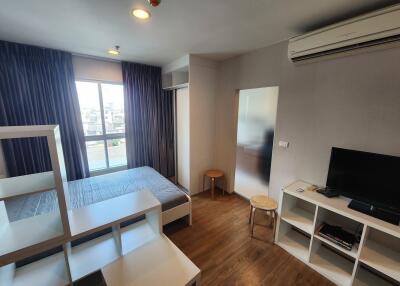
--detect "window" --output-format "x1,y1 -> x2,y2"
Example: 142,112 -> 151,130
76,81 -> 127,172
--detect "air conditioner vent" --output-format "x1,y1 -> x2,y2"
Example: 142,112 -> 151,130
292,33 -> 400,62
288,4 -> 400,63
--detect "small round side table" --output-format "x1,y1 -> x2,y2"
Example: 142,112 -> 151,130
249,195 -> 278,242
203,170 -> 226,199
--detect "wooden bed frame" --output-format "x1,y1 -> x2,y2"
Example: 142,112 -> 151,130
162,192 -> 192,226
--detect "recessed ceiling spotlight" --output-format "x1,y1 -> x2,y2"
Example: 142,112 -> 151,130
108,45 -> 120,56
132,8 -> 151,20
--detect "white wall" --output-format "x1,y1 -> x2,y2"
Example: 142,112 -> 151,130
72,55 -> 123,83
215,41 -> 400,203
189,55 -> 218,194
176,87 -> 190,190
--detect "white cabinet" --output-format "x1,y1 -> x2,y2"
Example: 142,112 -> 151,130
276,180 -> 400,286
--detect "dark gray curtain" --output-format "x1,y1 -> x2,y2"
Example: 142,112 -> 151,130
0,41 -> 89,180
122,62 -> 174,178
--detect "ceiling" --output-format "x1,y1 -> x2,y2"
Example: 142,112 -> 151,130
0,0 -> 397,66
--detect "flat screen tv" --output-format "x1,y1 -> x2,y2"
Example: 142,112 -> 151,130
326,147 -> 400,225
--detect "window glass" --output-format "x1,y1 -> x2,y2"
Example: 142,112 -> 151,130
76,81 -> 127,172
101,84 -> 125,134
76,82 -> 103,136
107,138 -> 127,167
85,140 -> 107,170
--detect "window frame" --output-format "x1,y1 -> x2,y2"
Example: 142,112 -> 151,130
76,79 -> 127,175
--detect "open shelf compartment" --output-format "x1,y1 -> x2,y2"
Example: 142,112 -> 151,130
120,209 -> 160,256
309,239 -> 356,286
0,171 -> 55,200
67,231 -> 120,282
353,263 -> 398,286
66,191 -> 162,282
359,227 -> 400,283
281,192 -> 316,234
0,209 -> 65,266
277,219 -> 311,263
0,250 -> 70,286
314,207 -> 363,258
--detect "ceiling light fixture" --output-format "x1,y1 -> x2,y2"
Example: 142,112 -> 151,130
108,45 -> 120,56
132,8 -> 151,19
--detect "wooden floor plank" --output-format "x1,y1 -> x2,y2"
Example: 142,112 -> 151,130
165,191 -> 334,286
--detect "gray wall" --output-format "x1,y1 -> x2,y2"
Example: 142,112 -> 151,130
215,41 -> 400,203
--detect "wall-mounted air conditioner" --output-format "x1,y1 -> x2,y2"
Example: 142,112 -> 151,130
288,4 -> 400,63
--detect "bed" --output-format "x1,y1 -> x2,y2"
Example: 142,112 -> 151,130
5,166 -> 191,226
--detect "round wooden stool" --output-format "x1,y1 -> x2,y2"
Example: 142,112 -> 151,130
203,170 -> 226,200
249,195 -> 278,242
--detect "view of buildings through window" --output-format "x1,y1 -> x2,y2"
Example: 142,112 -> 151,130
76,81 -> 127,171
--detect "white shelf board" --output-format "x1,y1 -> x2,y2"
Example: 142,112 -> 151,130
281,207 -> 315,234
68,190 -> 160,238
310,245 -> 354,286
13,252 -> 69,286
284,181 -> 400,239
0,125 -> 58,139
68,232 -> 120,281
121,220 -> 158,255
314,234 -> 358,259
102,235 -> 200,286
0,212 -> 64,259
359,240 -> 400,282
163,83 -> 189,90
0,171 -> 54,200
278,228 -> 310,262
353,266 -> 394,286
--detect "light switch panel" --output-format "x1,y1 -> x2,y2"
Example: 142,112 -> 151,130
279,141 -> 289,148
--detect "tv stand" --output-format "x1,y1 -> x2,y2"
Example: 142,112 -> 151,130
348,199 -> 400,225
276,180 -> 400,286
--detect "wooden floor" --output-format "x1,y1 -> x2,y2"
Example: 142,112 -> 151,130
164,191 -> 334,286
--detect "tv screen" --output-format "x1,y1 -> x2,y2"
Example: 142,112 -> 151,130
326,147 -> 400,213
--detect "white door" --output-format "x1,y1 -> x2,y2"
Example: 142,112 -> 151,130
176,87 -> 190,191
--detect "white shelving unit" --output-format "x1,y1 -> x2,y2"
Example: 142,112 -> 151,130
0,125 -> 201,286
276,180 -> 400,286
0,125 -> 69,277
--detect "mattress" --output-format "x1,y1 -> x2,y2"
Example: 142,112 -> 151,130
5,166 -> 188,222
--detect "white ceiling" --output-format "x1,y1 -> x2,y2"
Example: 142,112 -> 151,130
0,0 -> 397,66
